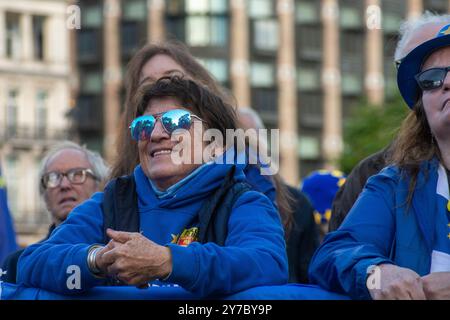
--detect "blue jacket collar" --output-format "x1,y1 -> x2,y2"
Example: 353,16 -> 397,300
410,158 -> 441,253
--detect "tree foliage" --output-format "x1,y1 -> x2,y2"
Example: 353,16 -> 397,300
339,93 -> 409,174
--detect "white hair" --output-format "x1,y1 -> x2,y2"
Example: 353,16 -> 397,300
38,141 -> 110,194
395,11 -> 450,61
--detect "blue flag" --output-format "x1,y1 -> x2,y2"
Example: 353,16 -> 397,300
0,165 -> 18,266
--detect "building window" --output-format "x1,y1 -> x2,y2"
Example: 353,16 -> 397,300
197,58 -> 228,83
253,19 -> 278,51
299,93 -> 323,126
35,90 -> 47,138
341,73 -> 362,95
209,0 -> 228,13
295,1 -> 318,24
383,13 -> 402,34
341,32 -> 364,57
6,89 -> 19,135
187,16 -> 209,45
251,62 -> 275,88
252,88 -> 278,114
186,0 -> 228,13
167,0 -> 185,15
186,0 -> 208,13
297,25 -> 322,60
82,5 -> 103,28
186,16 -> 228,46
75,95 -> 102,132
341,32 -> 363,95
166,16 -> 185,41
297,68 -> 320,91
121,21 -> 141,55
339,7 -> 362,29
32,16 -> 45,61
122,0 -> 147,21
81,72 -> 103,94
298,136 -> 320,159
6,13 -> 21,60
381,0 -> 405,34
78,30 -> 99,60
248,0 -> 272,18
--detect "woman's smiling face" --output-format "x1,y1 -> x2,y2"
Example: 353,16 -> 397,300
138,97 -> 205,190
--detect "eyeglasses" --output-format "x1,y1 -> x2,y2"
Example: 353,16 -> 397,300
41,168 -> 97,189
129,109 -> 204,141
415,66 -> 450,91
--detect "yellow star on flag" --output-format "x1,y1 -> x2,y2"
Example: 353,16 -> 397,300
442,27 -> 450,35
170,234 -> 179,244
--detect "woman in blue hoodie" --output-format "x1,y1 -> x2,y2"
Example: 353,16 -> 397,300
109,41 -> 308,281
309,23 -> 450,300
17,76 -> 288,296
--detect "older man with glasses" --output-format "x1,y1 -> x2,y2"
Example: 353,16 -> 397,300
1,141 -> 109,283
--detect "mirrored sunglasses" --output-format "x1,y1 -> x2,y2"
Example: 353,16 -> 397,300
129,109 -> 204,141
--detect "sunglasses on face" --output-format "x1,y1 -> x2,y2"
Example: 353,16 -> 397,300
415,66 -> 450,91
130,109 -> 204,141
41,168 -> 97,189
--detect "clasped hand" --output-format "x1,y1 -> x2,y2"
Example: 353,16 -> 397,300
94,228 -> 173,288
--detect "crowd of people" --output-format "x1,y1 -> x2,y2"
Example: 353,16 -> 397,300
1,11 -> 450,300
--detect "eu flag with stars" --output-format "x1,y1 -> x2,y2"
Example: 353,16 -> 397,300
0,165 -> 18,266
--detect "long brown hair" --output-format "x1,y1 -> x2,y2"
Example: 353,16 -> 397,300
238,115 -> 295,238
133,76 -> 238,140
110,40 -> 233,179
388,99 -> 440,206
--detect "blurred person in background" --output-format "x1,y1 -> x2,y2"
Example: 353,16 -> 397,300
237,107 -> 320,283
1,141 -> 109,283
300,170 -> 346,238
330,12 -> 450,232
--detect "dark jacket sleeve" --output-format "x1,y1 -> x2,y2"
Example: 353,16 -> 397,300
1,249 -> 24,284
1,224 -> 55,284
286,186 -> 320,284
329,147 -> 390,232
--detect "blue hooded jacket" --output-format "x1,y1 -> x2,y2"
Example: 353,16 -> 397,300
17,162 -> 288,296
308,158 -> 449,299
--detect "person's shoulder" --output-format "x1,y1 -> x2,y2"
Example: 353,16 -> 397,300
364,164 -> 402,191
2,248 -> 25,282
355,147 -> 390,174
